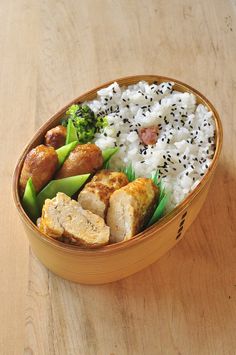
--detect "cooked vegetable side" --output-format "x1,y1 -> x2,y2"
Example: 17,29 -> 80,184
56,141 -> 78,168
78,170 -> 129,218
22,177 -> 39,222
38,193 -> 109,247
106,178 -> 159,243
37,174 -> 90,209
61,104 -> 108,144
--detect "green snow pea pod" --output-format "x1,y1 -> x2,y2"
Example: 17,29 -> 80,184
22,177 -> 39,222
66,118 -> 78,144
102,147 -> 119,168
37,174 -> 90,209
56,141 -> 78,168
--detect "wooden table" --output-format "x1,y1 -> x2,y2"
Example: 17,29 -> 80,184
1,1 -> 235,354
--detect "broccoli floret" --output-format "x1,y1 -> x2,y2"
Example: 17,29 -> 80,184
62,104 -> 108,144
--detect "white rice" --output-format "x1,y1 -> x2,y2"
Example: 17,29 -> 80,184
87,81 -> 215,210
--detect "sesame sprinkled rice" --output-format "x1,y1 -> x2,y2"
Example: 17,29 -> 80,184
87,81 -> 216,211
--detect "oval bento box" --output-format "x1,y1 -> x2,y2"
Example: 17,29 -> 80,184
13,75 -> 223,284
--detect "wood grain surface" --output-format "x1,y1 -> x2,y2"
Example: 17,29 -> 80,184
0,0 -> 235,354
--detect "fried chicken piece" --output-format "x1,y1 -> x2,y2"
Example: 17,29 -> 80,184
19,144 -> 58,195
106,178 -> 158,243
56,143 -> 103,179
78,170 -> 129,219
38,192 -> 109,248
44,125 -> 67,149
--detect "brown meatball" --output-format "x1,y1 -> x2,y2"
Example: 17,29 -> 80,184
44,125 -> 67,149
56,144 -> 103,179
19,145 -> 58,195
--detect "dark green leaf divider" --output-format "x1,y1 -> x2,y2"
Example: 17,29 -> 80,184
147,171 -> 170,227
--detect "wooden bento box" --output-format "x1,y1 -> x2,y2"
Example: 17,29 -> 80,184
13,75 -> 223,284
